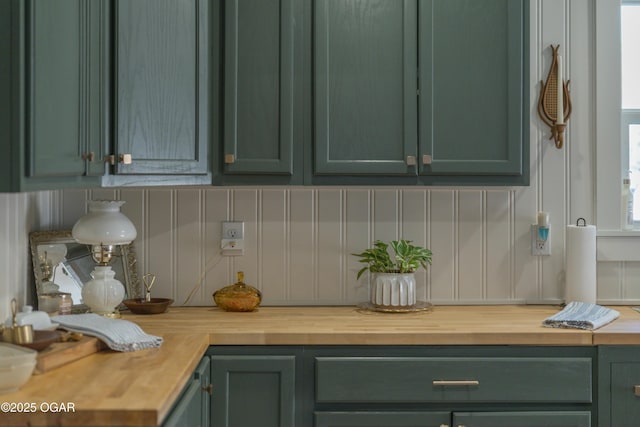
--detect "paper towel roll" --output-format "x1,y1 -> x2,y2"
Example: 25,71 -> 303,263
565,223 -> 597,304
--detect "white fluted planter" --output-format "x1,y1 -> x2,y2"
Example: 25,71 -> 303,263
370,273 -> 416,307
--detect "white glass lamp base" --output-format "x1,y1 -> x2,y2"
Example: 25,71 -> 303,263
81,265 -> 125,315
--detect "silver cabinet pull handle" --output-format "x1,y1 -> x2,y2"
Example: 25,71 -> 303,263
406,155 -> 417,166
433,380 -> 479,386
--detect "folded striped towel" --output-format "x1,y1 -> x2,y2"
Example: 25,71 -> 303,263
51,313 -> 163,352
542,301 -> 620,330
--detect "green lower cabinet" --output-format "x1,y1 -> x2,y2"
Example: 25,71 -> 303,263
211,355 -> 296,427
163,357 -> 211,427
598,346 -> 640,427
453,411 -> 591,427
208,346 -> 595,427
315,411 -> 449,427
315,411 -> 590,427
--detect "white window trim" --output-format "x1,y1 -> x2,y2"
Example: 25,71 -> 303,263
595,0 -> 640,261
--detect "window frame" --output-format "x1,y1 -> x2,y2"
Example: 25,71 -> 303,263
621,1 -> 640,227
596,0 -> 640,261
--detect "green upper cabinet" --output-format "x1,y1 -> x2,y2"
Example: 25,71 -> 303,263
219,0 -> 302,184
0,0 -> 107,192
419,0 -> 527,183
310,0 -> 528,185
314,0 -> 418,176
107,0 -> 210,186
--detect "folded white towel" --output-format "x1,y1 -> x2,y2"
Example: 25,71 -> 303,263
51,313 -> 163,352
542,301 -> 620,330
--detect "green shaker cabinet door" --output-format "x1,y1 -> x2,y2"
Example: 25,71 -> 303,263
314,0 -> 418,175
598,346 -> 640,427
211,355 -> 296,427
315,412 -> 450,427
419,0 -> 525,177
453,412 -> 591,427
114,0 -> 208,176
28,0 -> 106,179
223,0 -> 299,176
163,357 -> 210,427
163,378 -> 203,427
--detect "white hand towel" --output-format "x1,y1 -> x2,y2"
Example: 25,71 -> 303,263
542,301 -> 620,330
51,313 -> 163,352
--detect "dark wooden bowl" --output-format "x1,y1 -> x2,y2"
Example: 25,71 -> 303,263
17,330 -> 60,351
122,298 -> 173,315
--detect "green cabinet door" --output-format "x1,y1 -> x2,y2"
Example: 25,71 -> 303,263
315,412 -> 450,427
598,346 -> 640,427
211,355 -> 296,427
221,0 -> 301,182
313,0 -> 418,176
29,0 -> 106,179
111,0 -> 209,184
419,0 -> 527,182
164,357 -> 211,427
0,0 -> 106,191
453,412 -> 591,427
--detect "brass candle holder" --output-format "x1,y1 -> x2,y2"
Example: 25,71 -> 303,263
537,45 -> 572,149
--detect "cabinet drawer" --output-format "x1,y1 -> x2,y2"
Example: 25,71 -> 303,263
316,357 -> 592,403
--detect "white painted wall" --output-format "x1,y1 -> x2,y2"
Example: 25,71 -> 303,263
3,1 -> 637,312
0,192 -> 58,321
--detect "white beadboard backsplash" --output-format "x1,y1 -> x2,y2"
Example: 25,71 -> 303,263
47,187 -> 639,307
52,187 -> 556,306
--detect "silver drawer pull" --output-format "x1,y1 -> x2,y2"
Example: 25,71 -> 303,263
635,385 -> 640,396
433,380 -> 479,386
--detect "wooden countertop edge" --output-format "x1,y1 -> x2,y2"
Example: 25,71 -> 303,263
206,332 -> 594,346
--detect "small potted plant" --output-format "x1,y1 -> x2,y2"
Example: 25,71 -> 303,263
353,239 -> 432,307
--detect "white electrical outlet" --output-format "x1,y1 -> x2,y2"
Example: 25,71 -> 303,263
221,221 -> 244,255
531,224 -> 551,256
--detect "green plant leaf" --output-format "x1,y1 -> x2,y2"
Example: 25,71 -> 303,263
353,239 -> 432,278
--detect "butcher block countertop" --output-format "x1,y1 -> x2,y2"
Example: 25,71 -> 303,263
131,305 -> 596,346
3,305 -> 640,427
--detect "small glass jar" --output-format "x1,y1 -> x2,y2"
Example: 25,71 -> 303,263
213,271 -> 262,312
38,292 -> 72,315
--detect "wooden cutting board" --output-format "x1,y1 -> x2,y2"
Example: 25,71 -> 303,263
35,336 -> 105,374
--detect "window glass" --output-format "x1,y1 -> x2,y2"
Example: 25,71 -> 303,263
630,124 -> 640,220
622,4 -> 640,222
622,4 -> 640,109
